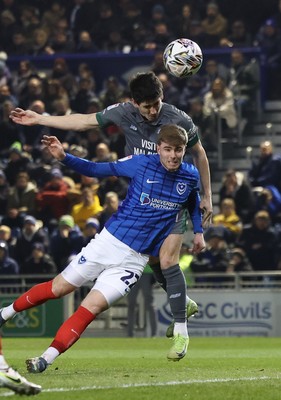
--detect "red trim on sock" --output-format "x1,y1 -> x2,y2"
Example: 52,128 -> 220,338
13,280 -> 57,312
50,306 -> 95,354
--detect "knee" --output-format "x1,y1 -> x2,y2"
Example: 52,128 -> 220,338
51,277 -> 75,298
160,255 -> 177,269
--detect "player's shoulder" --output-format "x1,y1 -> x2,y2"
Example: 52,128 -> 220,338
161,102 -> 193,125
181,162 -> 200,178
100,101 -> 135,114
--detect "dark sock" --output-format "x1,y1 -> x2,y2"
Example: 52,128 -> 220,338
149,262 -> 167,291
162,265 -> 186,323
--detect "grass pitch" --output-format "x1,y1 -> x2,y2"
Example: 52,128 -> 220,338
1,337 -> 280,400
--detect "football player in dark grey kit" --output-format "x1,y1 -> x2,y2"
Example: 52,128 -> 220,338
10,72 -> 212,338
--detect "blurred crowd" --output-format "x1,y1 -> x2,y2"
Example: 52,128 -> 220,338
0,0 -> 281,283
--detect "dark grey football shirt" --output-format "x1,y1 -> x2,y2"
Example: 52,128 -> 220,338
96,102 -> 199,156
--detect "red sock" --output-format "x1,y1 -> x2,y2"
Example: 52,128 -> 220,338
13,280 -> 57,312
50,306 -> 95,354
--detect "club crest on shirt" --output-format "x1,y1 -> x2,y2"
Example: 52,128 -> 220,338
140,192 -> 150,205
176,182 -> 187,195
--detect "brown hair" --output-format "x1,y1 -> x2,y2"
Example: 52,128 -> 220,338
157,124 -> 188,147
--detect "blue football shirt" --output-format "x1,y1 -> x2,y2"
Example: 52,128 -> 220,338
62,153 -> 202,256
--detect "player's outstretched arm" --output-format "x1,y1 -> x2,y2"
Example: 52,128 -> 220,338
9,108 -> 41,126
41,135 -> 66,161
10,108 -> 98,131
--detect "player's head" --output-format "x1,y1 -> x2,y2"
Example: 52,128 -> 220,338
129,71 -> 163,104
157,124 -> 188,147
129,72 -> 163,121
157,124 -> 188,171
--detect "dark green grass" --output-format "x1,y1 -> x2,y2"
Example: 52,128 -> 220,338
1,337 -> 280,399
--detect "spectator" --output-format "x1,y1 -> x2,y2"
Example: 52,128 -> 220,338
44,78 -> 69,115
0,9 -> 17,52
21,100 -> 50,157
11,60 -> 37,99
150,49 -> 167,76
220,20 -> 252,48
144,22 -> 174,51
236,210 -> 278,271
190,229 -> 230,280
4,143 -> 32,186
68,0 -> 97,42
201,2 -> 228,48
6,171 -> 37,217
12,215 -> 49,268
213,198 -> 243,243
97,175 -> 128,206
157,72 -> 181,108
0,225 -> 14,254
29,28 -> 53,56
28,144 -> 61,189
18,76 -> 44,110
75,30 -> 99,53
0,57 -> 12,88
178,75 -> 205,111
93,142 -> 117,163
248,140 -> 281,193
148,4 -> 169,30
99,76 -> 125,109
0,240 -> 19,284
120,2 -> 143,47
70,186 -> 103,231
41,1 -> 66,34
49,58 -> 77,99
0,99 -> 21,157
90,3 -> 120,49
254,18 -> 281,100
102,29 -> 131,53
226,247 -> 253,274
127,265 -> 157,337
71,77 -> 97,113
200,59 -> 230,96
49,97 -> 77,145
187,97 -> 214,152
48,30 -> 75,54
252,185 -> 281,224
228,49 -> 260,118
173,3 -> 196,39
36,167 -> 70,223
203,77 -> 238,149
83,217 -> 100,245
219,169 -> 255,223
0,83 -> 17,106
98,191 -> 119,230
21,242 -> 57,283
19,5 -> 41,42
83,127 -> 110,160
49,214 -> 84,272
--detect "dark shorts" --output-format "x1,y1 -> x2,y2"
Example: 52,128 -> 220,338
170,209 -> 188,234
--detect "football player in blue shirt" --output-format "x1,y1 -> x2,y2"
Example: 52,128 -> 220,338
10,72 -> 212,336
0,124 -> 205,370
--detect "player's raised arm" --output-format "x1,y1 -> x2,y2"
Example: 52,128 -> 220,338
41,135 -> 66,161
9,108 -> 98,131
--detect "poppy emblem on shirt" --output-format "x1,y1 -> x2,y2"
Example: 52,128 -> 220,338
177,182 -> 187,195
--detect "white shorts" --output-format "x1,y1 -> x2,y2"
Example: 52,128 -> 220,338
61,228 -> 149,305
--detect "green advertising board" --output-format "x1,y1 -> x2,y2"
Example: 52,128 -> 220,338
0,297 -> 69,337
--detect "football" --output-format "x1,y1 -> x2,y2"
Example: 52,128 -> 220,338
163,38 -> 203,78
